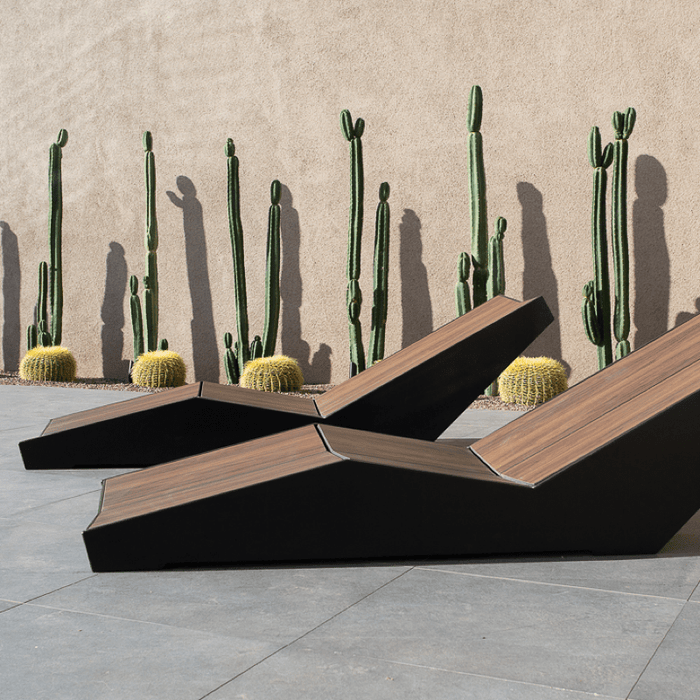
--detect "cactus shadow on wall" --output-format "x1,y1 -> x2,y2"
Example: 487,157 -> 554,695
633,155 -> 669,349
400,209 -> 433,347
279,185 -> 332,383
518,182 -> 569,374
167,176 -> 219,382
1,222 -> 21,371
100,242 -> 130,379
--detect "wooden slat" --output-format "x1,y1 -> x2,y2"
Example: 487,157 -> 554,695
315,296 -> 521,416
41,383 -> 202,435
319,425 -> 507,483
476,357 -> 700,484
200,381 -> 321,417
89,425 -> 337,528
474,314 -> 700,474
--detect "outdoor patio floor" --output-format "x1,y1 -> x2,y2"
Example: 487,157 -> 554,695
1,384 -> 699,699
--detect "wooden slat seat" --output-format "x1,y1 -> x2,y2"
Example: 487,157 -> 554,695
21,294 -> 552,469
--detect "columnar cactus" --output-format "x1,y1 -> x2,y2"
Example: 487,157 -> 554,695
223,332 -> 239,385
367,182 -> 390,366
143,130 -> 159,352
262,180 -> 281,357
467,86 -> 488,308
455,253 -> 471,317
225,138 -> 250,377
582,125 -> 614,370
486,217 -> 507,300
340,109 -> 366,376
611,108 -> 636,360
27,130 -> 68,350
129,275 -> 144,361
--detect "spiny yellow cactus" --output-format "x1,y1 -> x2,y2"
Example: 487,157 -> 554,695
19,346 -> 77,382
240,355 -> 304,392
498,356 -> 568,406
131,350 -> 187,388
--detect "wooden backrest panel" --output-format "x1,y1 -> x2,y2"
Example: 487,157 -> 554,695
473,314 -> 700,474
475,356 -> 700,485
42,383 -> 202,435
200,381 -> 321,416
319,425 -> 506,483
315,296 -> 523,416
90,425 -> 337,528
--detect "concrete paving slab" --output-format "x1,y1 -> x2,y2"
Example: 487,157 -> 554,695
0,599 -> 19,613
9,491 -> 103,530
298,567 -> 684,698
438,408 -> 524,439
206,642 -> 623,700
32,566 -> 412,645
0,603 -> 276,700
0,569 -> 97,605
629,602 -> 700,700
418,554 -> 700,600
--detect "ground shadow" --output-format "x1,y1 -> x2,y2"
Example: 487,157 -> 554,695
1,222 -> 21,370
279,185 -> 331,383
167,176 -> 219,382
400,209 -> 432,348
100,242 -> 130,379
518,183 -> 568,372
633,155 -> 669,349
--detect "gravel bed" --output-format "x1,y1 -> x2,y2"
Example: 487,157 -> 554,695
0,371 -> 533,409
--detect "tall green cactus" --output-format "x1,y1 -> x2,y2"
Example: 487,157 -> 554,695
486,217 -> 507,300
129,275 -> 144,360
611,108 -> 636,360
582,126 -> 614,370
468,86 -> 488,308
455,253 -> 472,317
225,138 -> 250,377
27,130 -> 67,350
142,131 -> 159,352
262,180 -> 281,357
341,109 -> 366,376
222,142 -> 282,383
367,182 -> 390,366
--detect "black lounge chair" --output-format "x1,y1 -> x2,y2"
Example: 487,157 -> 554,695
21,295 -> 552,469
83,311 -> 700,571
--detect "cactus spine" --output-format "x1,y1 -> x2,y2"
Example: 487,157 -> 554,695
27,130 -> 68,350
262,180 -> 281,357
468,86 -> 488,308
611,108 -> 636,360
225,138 -> 250,377
367,183 -> 390,366
341,109 -> 366,376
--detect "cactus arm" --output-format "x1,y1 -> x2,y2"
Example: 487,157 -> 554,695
143,132 -> 159,351
26,324 -> 38,351
368,182 -> 390,366
467,86 -> 488,307
455,252 -> 472,317
611,108 -> 636,359
486,216 -> 507,299
582,280 -> 603,346
129,275 -> 144,360
262,180 -> 281,357
225,138 -> 250,376
587,126 -> 614,370
341,109 -> 366,375
48,130 -> 67,346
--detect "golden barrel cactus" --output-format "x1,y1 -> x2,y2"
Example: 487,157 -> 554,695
19,346 -> 77,382
131,350 -> 187,388
498,356 -> 568,406
240,355 -> 304,392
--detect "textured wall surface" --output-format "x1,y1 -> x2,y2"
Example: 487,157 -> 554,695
1,1 -> 698,385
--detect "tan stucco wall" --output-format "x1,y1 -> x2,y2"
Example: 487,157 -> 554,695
1,1 -> 699,386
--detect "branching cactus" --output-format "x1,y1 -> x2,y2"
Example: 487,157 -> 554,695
223,332 -> 239,385
225,138 -> 250,377
341,109 -> 366,375
467,86 -> 488,308
611,108 -> 636,360
142,131 -> 159,352
368,182 -> 390,366
582,126 -> 614,370
262,180 -> 281,357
